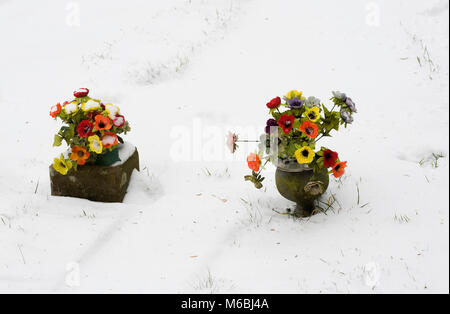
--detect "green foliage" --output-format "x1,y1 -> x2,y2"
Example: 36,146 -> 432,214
53,134 -> 63,147
321,104 -> 341,136
58,125 -> 75,145
244,171 -> 265,189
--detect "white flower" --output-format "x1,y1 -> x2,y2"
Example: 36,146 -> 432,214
332,91 -> 347,101
305,96 -> 321,108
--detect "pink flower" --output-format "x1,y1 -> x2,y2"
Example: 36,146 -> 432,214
226,132 -> 238,154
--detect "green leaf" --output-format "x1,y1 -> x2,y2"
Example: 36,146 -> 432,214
53,135 -> 63,147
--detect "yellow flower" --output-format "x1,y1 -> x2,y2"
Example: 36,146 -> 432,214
88,135 -> 103,154
305,107 -> 321,122
81,99 -> 101,112
105,103 -> 121,119
295,146 -> 315,164
64,101 -> 79,115
286,90 -> 305,100
53,154 -> 73,175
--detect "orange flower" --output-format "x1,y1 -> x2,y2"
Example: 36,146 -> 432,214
50,103 -> 61,118
101,132 -> 118,149
70,146 -> 90,165
299,121 -> 319,139
247,153 -> 261,172
332,161 -> 347,178
95,115 -> 112,131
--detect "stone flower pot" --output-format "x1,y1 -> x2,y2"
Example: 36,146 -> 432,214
275,160 -> 329,217
50,143 -> 139,203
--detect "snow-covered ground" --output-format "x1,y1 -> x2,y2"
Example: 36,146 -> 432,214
0,0 -> 448,293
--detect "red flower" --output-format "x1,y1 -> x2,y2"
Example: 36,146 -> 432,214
76,120 -> 94,138
278,114 -> 295,134
332,161 -> 347,178
247,153 -> 261,172
101,132 -> 119,149
74,88 -> 89,98
112,114 -> 126,127
299,120 -> 319,139
86,111 -> 101,121
323,149 -> 339,168
50,103 -> 61,118
266,97 -> 281,109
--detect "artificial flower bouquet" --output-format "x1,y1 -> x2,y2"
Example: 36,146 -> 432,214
50,88 -> 131,175
231,90 -> 357,189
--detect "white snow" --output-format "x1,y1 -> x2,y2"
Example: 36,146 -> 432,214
64,102 -> 78,114
111,142 -> 136,167
0,0 -> 448,293
82,99 -> 100,111
112,115 -> 125,127
105,104 -> 120,119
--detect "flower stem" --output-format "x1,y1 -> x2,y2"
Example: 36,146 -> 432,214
257,160 -> 270,176
237,140 -> 260,143
315,134 -> 325,142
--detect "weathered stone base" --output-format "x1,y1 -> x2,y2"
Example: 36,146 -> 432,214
50,148 -> 140,203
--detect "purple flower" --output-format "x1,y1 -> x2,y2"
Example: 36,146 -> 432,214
345,97 -> 357,113
265,118 -> 278,134
340,109 -> 354,124
287,97 -> 305,109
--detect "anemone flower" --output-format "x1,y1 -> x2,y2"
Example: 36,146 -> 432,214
113,115 -> 126,127
332,161 -> 347,178
299,120 -> 319,139
288,97 -> 305,109
53,154 -> 73,175
332,91 -> 347,100
323,149 -> 339,168
305,107 -> 321,122
278,114 -> 295,134
95,115 -> 112,131
101,132 -> 119,149
345,97 -> 357,112
105,103 -> 121,119
50,103 -> 61,118
247,153 -> 261,172
82,99 -> 101,112
265,118 -> 278,134
73,88 -> 89,98
305,96 -> 321,108
295,146 -> 315,164
70,146 -> 90,166
285,90 -> 304,100
340,109 -> 354,124
266,97 -> 281,109
64,101 -> 78,115
88,135 -> 103,154
76,120 -> 94,138
226,132 -> 238,154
